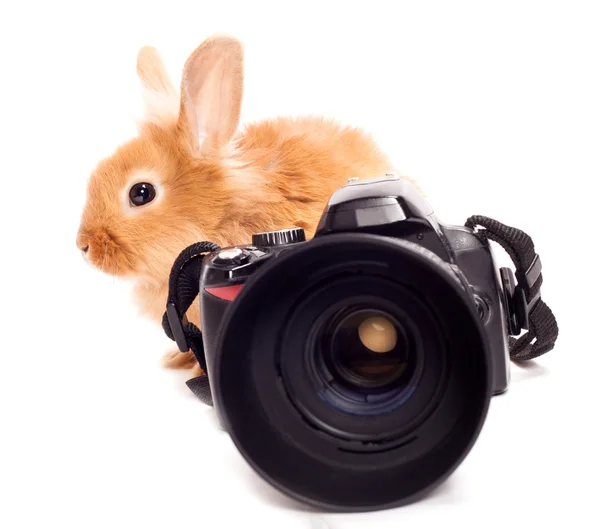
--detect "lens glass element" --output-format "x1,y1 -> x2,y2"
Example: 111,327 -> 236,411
324,308 -> 410,390
307,295 -> 423,419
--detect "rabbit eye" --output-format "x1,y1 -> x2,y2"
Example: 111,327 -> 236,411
129,182 -> 156,206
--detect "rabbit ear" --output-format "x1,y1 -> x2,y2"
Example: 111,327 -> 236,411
179,36 -> 244,153
136,46 -> 180,126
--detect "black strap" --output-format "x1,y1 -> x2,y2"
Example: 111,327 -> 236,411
161,241 -> 221,406
465,215 -> 559,362
162,217 -> 559,404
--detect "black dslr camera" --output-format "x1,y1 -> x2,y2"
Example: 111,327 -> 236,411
164,174 -> 557,512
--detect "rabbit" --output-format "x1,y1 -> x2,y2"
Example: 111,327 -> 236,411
76,34 -> 412,377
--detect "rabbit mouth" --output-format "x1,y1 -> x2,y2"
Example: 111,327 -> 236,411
84,229 -> 136,277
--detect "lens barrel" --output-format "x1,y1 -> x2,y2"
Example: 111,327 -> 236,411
212,233 -> 491,511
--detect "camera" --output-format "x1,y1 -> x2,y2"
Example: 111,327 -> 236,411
198,174 -> 522,511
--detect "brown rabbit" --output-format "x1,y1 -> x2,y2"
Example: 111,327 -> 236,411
76,34 -> 406,376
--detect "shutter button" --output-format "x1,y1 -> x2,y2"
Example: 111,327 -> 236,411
213,247 -> 250,265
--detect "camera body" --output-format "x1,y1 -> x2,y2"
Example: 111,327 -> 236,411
200,175 -> 512,427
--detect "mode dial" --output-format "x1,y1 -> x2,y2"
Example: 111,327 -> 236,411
252,228 -> 306,247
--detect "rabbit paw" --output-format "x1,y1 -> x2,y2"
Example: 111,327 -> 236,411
162,349 -> 198,370
189,363 -> 206,378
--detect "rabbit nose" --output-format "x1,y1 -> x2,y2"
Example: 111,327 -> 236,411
76,232 -> 90,255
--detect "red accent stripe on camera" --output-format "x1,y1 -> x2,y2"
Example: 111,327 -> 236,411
204,284 -> 244,301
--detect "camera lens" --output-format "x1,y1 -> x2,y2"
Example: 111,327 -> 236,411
305,301 -> 424,420
214,233 -> 491,512
325,309 -> 407,390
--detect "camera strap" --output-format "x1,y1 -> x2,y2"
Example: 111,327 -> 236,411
161,241 -> 222,406
162,217 -> 559,405
464,215 -> 559,361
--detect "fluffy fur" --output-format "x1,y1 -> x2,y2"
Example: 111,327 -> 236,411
76,35 -> 410,376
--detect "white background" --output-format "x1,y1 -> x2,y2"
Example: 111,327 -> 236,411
1,1 -> 599,528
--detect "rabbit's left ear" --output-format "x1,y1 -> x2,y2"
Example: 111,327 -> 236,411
136,46 -> 180,126
179,35 -> 244,154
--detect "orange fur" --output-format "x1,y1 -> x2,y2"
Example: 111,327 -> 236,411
76,35 -> 410,373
